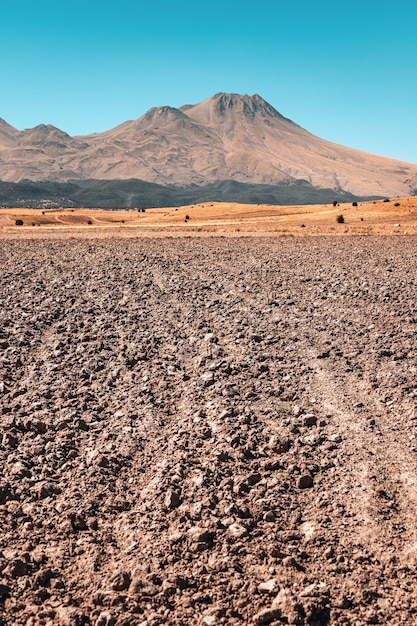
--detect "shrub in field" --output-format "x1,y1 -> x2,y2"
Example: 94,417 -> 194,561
336,214 -> 345,224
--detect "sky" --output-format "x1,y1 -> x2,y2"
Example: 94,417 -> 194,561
1,0 -> 417,163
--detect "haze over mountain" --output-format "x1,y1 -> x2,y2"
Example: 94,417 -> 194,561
1,93 -> 417,205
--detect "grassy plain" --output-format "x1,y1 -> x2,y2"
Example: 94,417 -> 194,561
0,196 -> 416,238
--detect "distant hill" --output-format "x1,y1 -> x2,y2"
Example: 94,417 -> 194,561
1,93 -> 417,206
0,178 -> 369,209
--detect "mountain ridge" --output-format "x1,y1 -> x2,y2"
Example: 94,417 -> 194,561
1,93 -> 417,200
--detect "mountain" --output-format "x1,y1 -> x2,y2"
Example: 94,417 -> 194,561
0,118 -> 19,148
0,93 -> 417,203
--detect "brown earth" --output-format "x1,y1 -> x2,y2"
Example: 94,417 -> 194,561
1,224 -> 417,625
1,196 -> 417,239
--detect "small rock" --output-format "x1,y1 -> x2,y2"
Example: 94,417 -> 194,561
9,461 -> 30,478
215,449 -> 229,462
111,571 -> 131,591
71,513 -> 88,531
95,612 -> 117,626
35,481 -> 62,499
324,546 -> 334,559
56,607 -> 89,626
228,522 -> 248,538
30,418 -> 47,434
329,433 -> 342,443
8,559 -> 28,578
187,526 -> 215,543
199,426 -> 212,439
2,432 -> 18,447
252,607 -> 281,625
50,578 -> 65,590
258,579 -> 278,594
333,595 -> 353,609
272,587 -> 303,623
35,568 -> 55,587
247,472 -> 262,486
301,434 -> 320,446
201,372 -> 215,387
263,459 -> 281,471
76,418 -> 89,431
299,582 -> 329,597
281,557 -> 303,571
87,517 -> 99,530
263,511 -> 276,522
297,475 -> 313,489
270,547 -> 286,559
96,454 -> 109,468
302,414 -> 317,427
268,436 -> 290,454
164,489 -> 181,509
0,484 -> 12,505
161,579 -> 177,595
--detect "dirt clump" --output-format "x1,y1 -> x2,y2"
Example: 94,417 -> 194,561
1,236 -> 417,625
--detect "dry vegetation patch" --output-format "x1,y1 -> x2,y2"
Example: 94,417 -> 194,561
1,196 -> 417,239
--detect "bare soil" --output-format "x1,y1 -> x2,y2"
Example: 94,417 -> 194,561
1,235 -> 417,625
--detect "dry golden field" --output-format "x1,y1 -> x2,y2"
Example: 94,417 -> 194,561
1,196 -> 417,238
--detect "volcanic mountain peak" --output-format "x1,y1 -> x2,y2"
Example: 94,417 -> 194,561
101,103 -> 213,144
143,105 -> 187,122
182,92 -> 292,126
18,124 -> 73,149
21,123 -> 71,137
1,92 -> 417,198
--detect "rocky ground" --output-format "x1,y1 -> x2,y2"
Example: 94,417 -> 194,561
1,235 -> 417,625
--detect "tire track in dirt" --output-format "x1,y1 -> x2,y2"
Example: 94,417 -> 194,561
309,354 -> 417,568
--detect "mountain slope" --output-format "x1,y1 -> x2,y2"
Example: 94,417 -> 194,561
0,118 -> 19,148
182,94 -> 417,196
0,178 -> 362,209
0,93 -> 416,198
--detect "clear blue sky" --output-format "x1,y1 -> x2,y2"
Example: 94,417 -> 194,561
1,0 -> 416,163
